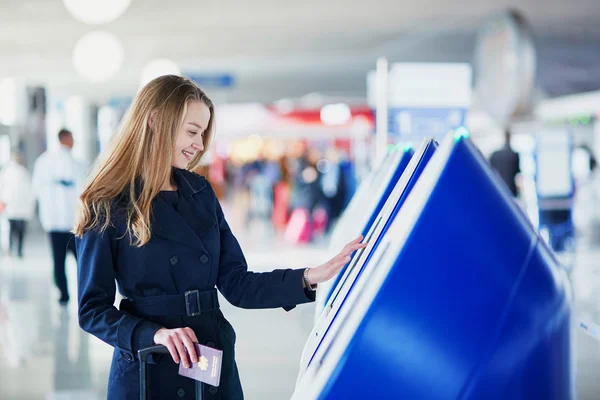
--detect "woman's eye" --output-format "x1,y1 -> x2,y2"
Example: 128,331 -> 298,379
189,131 -> 197,135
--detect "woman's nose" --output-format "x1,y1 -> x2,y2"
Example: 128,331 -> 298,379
192,142 -> 204,152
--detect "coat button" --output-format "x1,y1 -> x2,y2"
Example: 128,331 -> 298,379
176,388 -> 185,398
206,341 -> 216,348
170,256 -> 178,265
200,254 -> 209,264
122,352 -> 133,361
209,386 -> 218,395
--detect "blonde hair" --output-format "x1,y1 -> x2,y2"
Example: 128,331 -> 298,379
73,75 -> 215,246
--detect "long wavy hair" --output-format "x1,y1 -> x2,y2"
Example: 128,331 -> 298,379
73,75 -> 215,246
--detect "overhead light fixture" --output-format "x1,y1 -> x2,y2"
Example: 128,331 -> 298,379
72,31 -> 124,82
140,59 -> 181,88
320,104 -> 351,126
63,0 -> 132,25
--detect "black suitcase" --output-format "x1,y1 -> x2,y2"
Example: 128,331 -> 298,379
138,345 -> 204,400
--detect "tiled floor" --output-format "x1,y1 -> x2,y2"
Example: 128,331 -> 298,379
1,219 -> 599,399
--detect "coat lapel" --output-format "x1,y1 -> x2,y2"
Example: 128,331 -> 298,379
177,194 -> 217,239
151,196 -> 203,250
151,169 -> 216,250
175,169 -> 218,239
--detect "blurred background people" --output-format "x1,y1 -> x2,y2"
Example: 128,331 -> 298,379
32,129 -> 83,305
319,148 -> 347,232
0,151 -> 35,258
490,129 -> 521,197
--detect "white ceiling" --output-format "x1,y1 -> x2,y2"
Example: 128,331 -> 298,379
0,0 -> 599,103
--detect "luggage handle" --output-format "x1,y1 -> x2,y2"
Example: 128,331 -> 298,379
138,345 -> 203,400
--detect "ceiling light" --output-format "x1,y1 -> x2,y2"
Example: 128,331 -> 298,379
72,31 -> 124,82
320,104 -> 351,126
63,0 -> 132,25
140,59 -> 181,88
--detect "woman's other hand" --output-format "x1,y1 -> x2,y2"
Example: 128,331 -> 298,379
306,235 -> 367,285
153,327 -> 199,368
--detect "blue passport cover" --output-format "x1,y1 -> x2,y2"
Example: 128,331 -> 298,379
178,343 -> 223,387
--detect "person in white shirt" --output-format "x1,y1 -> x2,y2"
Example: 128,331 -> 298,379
0,152 -> 35,258
32,129 -> 84,305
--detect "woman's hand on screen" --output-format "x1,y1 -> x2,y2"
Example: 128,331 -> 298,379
307,235 -> 367,285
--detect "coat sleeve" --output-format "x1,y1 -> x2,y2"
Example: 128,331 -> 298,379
212,188 -> 315,312
76,225 -> 163,361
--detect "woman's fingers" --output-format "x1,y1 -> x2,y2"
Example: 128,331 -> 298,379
356,240 -> 368,248
351,235 -> 364,244
331,239 -> 368,271
339,243 -> 367,261
153,327 -> 200,368
164,337 -> 180,364
347,235 -> 364,247
351,239 -> 368,249
314,236 -> 368,284
343,236 -> 367,252
178,330 -> 199,364
185,327 -> 199,344
327,255 -> 350,273
172,333 -> 191,368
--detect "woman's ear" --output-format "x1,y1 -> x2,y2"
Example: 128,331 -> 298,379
148,110 -> 158,130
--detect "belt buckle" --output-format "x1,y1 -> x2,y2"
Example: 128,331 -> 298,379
185,290 -> 202,317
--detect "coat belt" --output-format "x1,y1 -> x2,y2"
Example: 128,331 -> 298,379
120,288 -> 220,317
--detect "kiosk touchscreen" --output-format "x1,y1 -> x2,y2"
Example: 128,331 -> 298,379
292,133 -> 572,400
299,138 -> 438,377
318,147 -> 414,311
328,147 -> 412,253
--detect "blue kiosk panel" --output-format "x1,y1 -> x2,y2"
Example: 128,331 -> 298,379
328,140 -> 437,313
317,147 -> 414,311
298,138 -> 438,377
328,149 -> 406,252
292,134 -> 572,400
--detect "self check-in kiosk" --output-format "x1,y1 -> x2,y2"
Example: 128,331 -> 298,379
317,147 -> 414,315
300,138 -> 438,378
293,133 -> 572,400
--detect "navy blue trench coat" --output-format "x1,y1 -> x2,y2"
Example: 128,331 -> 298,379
76,168 -> 315,399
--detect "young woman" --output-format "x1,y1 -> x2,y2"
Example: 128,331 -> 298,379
73,75 -> 365,399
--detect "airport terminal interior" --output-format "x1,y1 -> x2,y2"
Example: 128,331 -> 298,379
1,1 -> 600,399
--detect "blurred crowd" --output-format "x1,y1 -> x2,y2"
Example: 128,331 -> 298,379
204,144 -> 358,243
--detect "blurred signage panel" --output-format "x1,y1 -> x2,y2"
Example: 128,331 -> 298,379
536,127 -> 574,200
368,63 -> 472,142
187,73 -> 235,88
387,107 -> 466,141
388,63 -> 472,109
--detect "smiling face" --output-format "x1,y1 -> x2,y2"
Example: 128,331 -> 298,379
172,100 -> 212,169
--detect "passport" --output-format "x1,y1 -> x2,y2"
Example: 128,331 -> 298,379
178,343 -> 223,387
